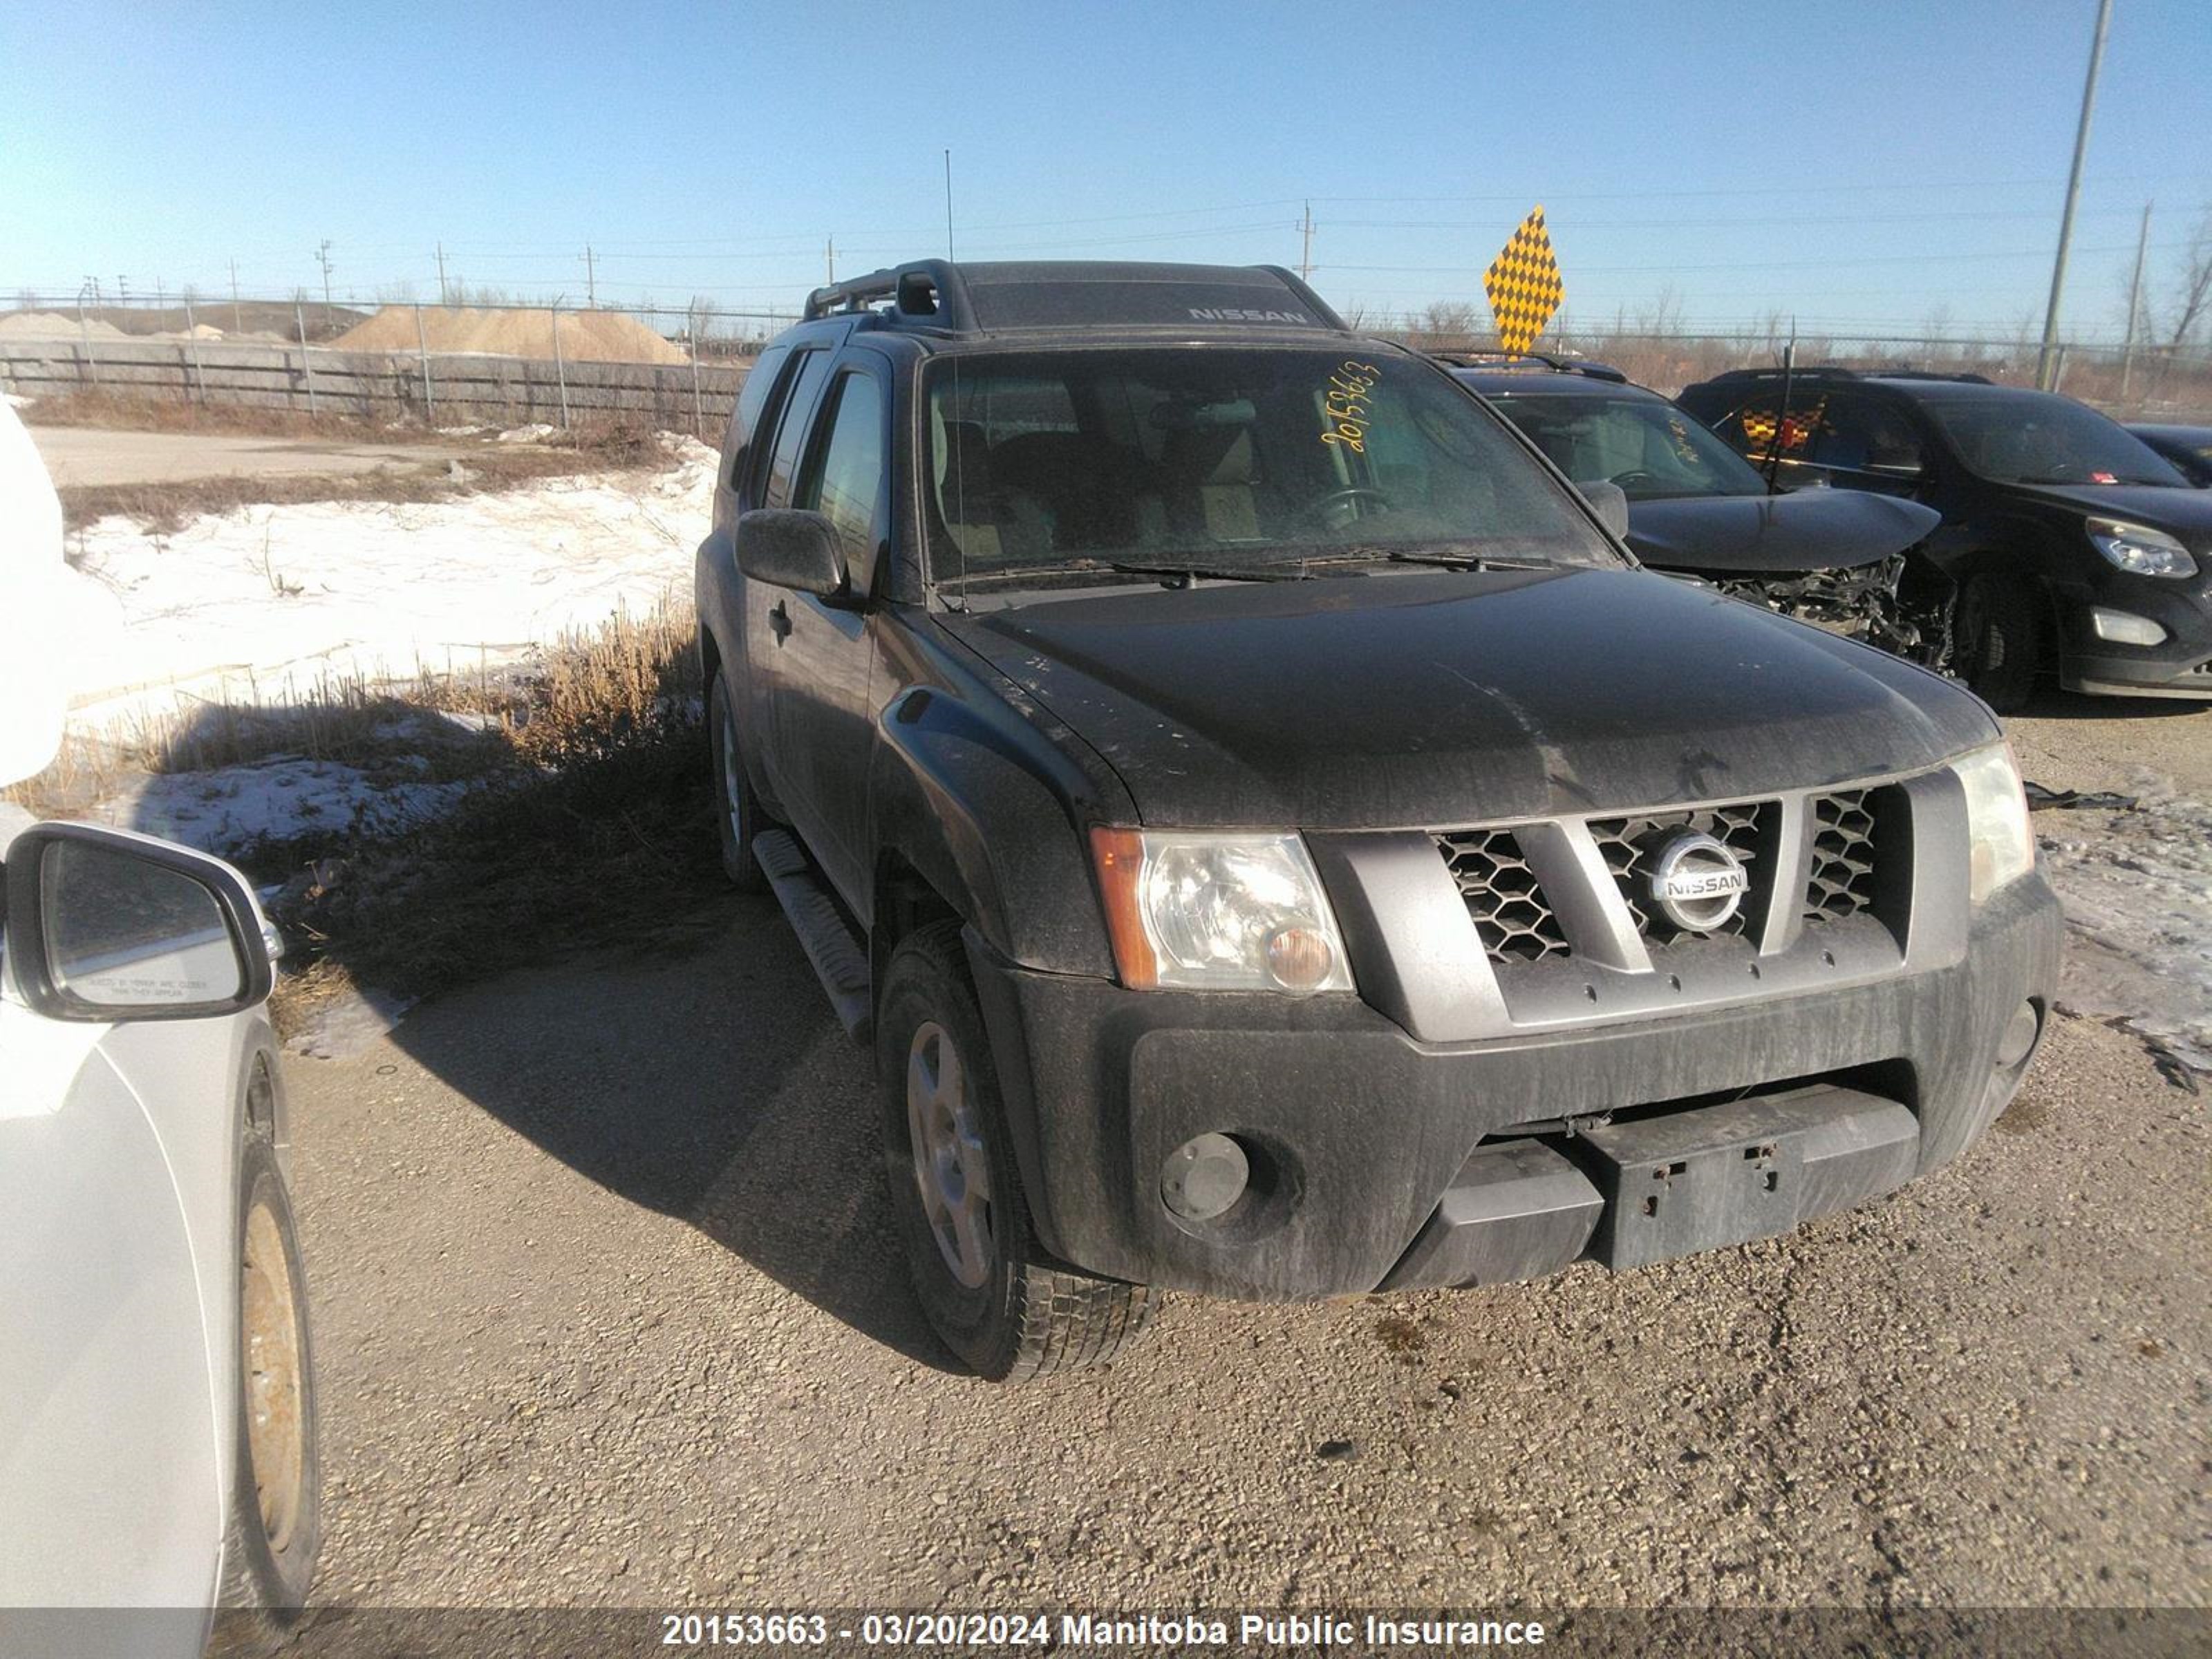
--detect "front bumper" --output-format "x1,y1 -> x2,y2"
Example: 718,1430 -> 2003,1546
2061,582 -> 2212,697
966,873 -> 2062,1302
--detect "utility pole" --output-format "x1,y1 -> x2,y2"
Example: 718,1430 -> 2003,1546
229,259 -> 241,334
315,240 -> 335,336
583,244 -> 597,307
2036,0 -> 2113,391
1298,202 -> 1314,283
435,241 -> 449,306
2119,199 -> 2152,403
826,236 -> 836,285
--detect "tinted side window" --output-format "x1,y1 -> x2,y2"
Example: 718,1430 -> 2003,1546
795,372 -> 887,588
1821,395 -> 1924,476
761,350 -> 837,508
724,344 -> 791,492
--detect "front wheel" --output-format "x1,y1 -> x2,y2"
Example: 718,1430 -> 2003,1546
708,668 -> 769,892
1954,575 -> 2041,712
216,1132 -> 321,1636
876,921 -> 1156,1382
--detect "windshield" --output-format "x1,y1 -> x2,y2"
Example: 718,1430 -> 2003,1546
1485,391 -> 1771,500
924,348 -> 1618,583
1928,395 -> 2188,487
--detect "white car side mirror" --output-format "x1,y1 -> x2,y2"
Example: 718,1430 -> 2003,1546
3,824 -> 274,1022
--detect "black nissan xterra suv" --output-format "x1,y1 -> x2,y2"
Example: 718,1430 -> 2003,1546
696,261 -> 2061,1382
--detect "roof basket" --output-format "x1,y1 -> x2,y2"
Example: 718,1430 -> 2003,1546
1434,350 -> 1629,384
800,259 -> 1345,336
1707,365 -> 1993,386
803,260 -> 976,330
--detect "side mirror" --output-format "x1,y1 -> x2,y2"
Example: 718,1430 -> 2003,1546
3,824 -> 274,1022
737,509 -> 847,599
1574,480 -> 1631,541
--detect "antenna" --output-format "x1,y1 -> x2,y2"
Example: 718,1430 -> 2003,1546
942,147 -> 969,609
1763,320 -> 1797,492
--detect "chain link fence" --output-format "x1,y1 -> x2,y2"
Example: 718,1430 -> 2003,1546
6,292 -> 2209,430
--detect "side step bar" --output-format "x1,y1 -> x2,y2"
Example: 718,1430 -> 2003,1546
753,829 -> 872,1047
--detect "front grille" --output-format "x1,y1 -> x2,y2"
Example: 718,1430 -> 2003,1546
1805,790 -> 1878,921
1434,782 -> 1904,971
1588,800 -> 1773,941
1435,827 -> 1570,963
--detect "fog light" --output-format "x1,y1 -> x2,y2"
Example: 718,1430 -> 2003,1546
1995,1000 -> 2041,1069
2088,608 -> 2168,647
1162,1132 -> 1250,1222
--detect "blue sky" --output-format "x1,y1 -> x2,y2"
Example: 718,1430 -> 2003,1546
3,0 -> 2208,339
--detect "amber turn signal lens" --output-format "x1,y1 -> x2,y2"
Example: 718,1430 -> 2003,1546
1089,826 -> 1159,990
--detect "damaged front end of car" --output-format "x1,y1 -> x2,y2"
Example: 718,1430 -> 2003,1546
1713,552 -> 1955,671
1620,489 -> 1953,672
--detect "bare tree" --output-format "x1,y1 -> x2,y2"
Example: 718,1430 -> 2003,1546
2153,203 -> 2212,350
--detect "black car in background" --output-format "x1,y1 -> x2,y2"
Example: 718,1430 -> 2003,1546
1444,356 -> 1947,664
1678,368 -> 2212,709
2129,424 -> 2212,488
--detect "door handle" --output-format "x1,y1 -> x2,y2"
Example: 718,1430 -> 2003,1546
769,600 -> 791,643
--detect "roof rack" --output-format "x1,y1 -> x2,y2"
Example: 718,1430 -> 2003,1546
1703,364 -> 1992,386
803,260 -> 974,330
1434,350 -> 1629,384
799,259 -> 1348,337
1868,368 -> 1994,384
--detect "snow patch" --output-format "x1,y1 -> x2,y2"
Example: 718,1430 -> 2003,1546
59,444 -> 712,733
80,756 -> 469,858
285,982 -> 415,1062
2038,776 -> 2212,1072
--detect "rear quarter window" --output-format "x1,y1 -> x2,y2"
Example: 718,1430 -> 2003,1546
724,344 -> 791,491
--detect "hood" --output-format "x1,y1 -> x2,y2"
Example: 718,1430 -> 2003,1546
1624,489 -> 1940,574
944,567 -> 1994,830
2009,481 -> 2212,541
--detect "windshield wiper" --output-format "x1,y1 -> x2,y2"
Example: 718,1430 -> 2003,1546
1382,550 -> 1556,572
1109,561 -> 1312,585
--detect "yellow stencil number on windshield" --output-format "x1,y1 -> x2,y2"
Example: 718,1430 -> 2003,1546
1318,361 -> 1382,453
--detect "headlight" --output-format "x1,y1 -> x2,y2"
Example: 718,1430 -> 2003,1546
2086,518 -> 2197,579
1952,741 -> 2033,906
1089,828 -> 1353,992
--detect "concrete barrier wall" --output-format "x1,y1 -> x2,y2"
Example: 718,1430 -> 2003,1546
0,335 -> 751,435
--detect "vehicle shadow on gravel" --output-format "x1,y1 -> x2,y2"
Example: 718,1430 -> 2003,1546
388,898 -> 964,1371
2016,688 -> 2209,721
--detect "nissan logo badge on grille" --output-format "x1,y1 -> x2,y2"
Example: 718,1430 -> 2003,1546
1651,832 -> 1750,932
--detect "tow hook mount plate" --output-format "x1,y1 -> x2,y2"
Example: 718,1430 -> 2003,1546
1580,1084 -> 1919,1270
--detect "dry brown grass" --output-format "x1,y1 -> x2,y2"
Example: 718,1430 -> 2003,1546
245,599 -> 718,1013
57,425 -> 671,532
9,599 -> 717,1030
24,390 -> 395,440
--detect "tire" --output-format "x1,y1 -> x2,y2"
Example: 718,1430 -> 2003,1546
214,1132 -> 321,1638
709,667 -> 769,892
1954,574 -> 2040,713
876,920 -> 1156,1382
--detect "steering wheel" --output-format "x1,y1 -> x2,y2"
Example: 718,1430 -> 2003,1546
1607,469 -> 1665,491
1307,486 -> 1392,527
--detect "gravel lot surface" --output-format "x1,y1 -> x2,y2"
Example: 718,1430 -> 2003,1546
283,705 -> 2210,1620
26,424 -> 462,486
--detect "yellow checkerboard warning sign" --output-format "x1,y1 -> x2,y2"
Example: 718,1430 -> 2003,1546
1484,205 -> 1564,355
